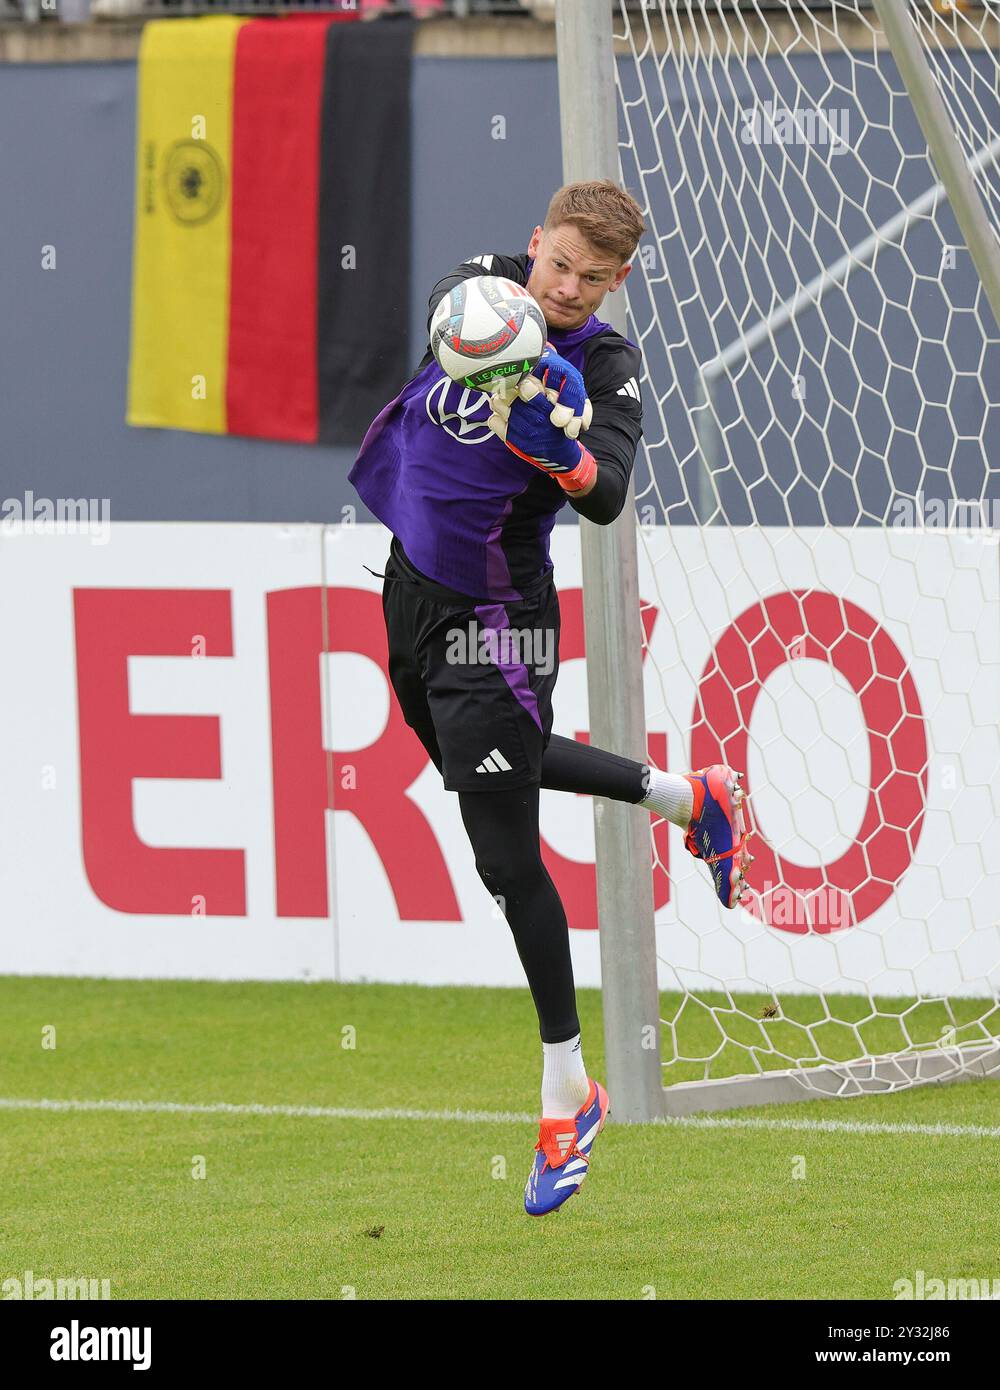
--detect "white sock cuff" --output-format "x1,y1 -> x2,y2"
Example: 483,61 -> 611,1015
541,1033 -> 590,1118
640,767 -> 694,828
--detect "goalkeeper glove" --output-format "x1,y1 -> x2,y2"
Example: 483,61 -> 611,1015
487,377 -> 597,494
491,345 -> 594,439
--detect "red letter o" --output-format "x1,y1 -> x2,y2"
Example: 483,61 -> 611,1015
691,591 -> 928,932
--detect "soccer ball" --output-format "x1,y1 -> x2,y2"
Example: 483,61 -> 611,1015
430,275 -> 547,392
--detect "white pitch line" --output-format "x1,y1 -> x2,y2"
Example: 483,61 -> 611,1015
0,1097 -> 535,1124
1,1096 -> 999,1138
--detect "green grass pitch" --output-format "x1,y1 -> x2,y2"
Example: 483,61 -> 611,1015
1,975 -> 998,1300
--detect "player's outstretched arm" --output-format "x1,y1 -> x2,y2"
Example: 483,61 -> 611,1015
487,370 -> 599,496
562,347 -> 643,524
488,344 -> 643,521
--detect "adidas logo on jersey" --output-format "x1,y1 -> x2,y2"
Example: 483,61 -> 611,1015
616,376 -> 640,401
475,747 -> 512,774
467,253 -> 495,272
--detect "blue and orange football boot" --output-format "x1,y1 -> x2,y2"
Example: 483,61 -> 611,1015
683,766 -> 753,909
524,1078 -> 610,1217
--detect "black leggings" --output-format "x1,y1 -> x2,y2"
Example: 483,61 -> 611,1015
458,734 -> 648,1043
540,732 -> 647,803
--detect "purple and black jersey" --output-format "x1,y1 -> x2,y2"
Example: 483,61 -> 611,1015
348,252 -> 643,602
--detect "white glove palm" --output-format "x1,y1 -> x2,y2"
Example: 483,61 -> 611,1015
489,373 -> 593,440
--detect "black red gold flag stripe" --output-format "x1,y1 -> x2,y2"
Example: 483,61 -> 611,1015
317,17 -> 415,444
128,14 -> 414,446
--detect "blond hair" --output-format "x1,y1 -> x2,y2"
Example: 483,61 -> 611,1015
543,180 -> 645,266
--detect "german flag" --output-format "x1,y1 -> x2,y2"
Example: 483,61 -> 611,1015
127,15 -> 414,446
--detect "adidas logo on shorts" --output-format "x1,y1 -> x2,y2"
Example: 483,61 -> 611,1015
475,748 -> 512,774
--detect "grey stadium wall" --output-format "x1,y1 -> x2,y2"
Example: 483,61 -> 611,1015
0,23 -> 564,523
2,18 -> 998,526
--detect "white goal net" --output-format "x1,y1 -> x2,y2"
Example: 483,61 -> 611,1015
614,0 -> 1000,1104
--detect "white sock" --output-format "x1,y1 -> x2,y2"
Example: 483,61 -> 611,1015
640,767 -> 694,827
541,1034 -> 590,1118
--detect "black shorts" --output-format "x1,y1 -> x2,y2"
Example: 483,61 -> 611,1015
381,539 -> 560,792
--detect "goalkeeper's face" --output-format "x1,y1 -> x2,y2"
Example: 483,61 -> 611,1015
525,224 -> 631,332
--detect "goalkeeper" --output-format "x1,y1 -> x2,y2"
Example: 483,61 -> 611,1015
349,181 -> 750,1217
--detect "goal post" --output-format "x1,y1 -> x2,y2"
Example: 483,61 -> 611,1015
871,0 -> 1000,326
560,0 -> 1000,1117
555,0 -> 665,1123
